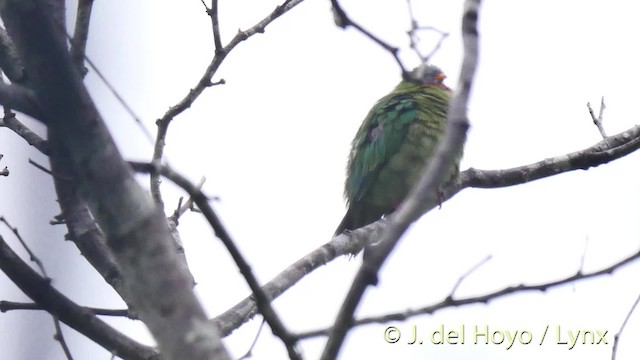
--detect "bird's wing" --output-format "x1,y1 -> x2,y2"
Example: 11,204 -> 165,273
346,93 -> 417,203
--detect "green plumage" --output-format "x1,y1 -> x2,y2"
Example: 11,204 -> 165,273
335,64 -> 461,237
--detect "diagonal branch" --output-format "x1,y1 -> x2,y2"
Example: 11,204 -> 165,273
330,0 -> 407,78
131,161 -> 302,360
69,0 -> 94,76
1,109 -> 49,154
0,81 -> 43,120
0,26 -> 25,83
0,235 -> 158,360
49,137 -> 129,303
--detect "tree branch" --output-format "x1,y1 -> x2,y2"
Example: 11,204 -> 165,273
330,0 -> 407,78
0,301 -> 134,318
69,0 -> 94,76
48,137 -> 129,303
0,81 -> 43,120
199,0 -> 223,52
2,109 -> 49,154
588,96 -> 607,139
151,0 -> 306,209
0,235 -> 158,360
0,25 -> 25,83
455,125 -> 640,191
612,292 -> 640,360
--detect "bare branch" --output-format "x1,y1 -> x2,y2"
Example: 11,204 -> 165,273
69,0 -> 94,76
169,176 -> 206,224
0,301 -> 134,318
0,218 -> 71,358
448,255 -> 491,297
200,0 -> 223,52
0,154 -> 8,176
0,26 -> 25,83
406,0 -> 449,63
0,81 -> 43,120
48,139 -> 129,303
238,319 -> 266,360
213,228 -> 364,336
52,316 -> 74,360
587,96 -> 607,138
151,0 -> 305,208
321,1 -> 480,358
612,292 -> 640,360
77,52 -> 154,143
330,0 -> 407,78
297,247 -> 640,340
130,161 -> 302,360
0,216 -> 49,278
455,125 -> 640,191
2,109 -> 49,154
0,235 -> 158,360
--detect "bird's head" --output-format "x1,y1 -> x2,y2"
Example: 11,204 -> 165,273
408,64 -> 448,88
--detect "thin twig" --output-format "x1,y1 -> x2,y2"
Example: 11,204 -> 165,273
0,217 -> 74,358
169,176 -> 206,224
297,246 -> 640,340
0,301 -> 135,318
81,52 -> 154,144
448,255 -> 492,297
52,316 -> 74,360
57,21 -> 154,144
406,0 -> 449,63
331,0 -> 407,78
28,158 -> 52,176
2,108 -> 49,154
151,0 -> 305,209
0,154 -> 7,176
0,216 -> 49,279
238,318 -> 266,360
612,292 -> 640,360
587,96 -> 607,138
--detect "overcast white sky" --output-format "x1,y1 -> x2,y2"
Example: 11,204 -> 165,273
1,0 -> 640,359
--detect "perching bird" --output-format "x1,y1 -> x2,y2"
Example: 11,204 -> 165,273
335,64 -> 461,243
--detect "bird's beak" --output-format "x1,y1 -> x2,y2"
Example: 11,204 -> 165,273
435,73 -> 446,82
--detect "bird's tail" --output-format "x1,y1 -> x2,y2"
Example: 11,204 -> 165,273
333,208 -> 354,237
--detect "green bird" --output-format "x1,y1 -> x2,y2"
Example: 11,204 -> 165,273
335,64 -> 461,241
